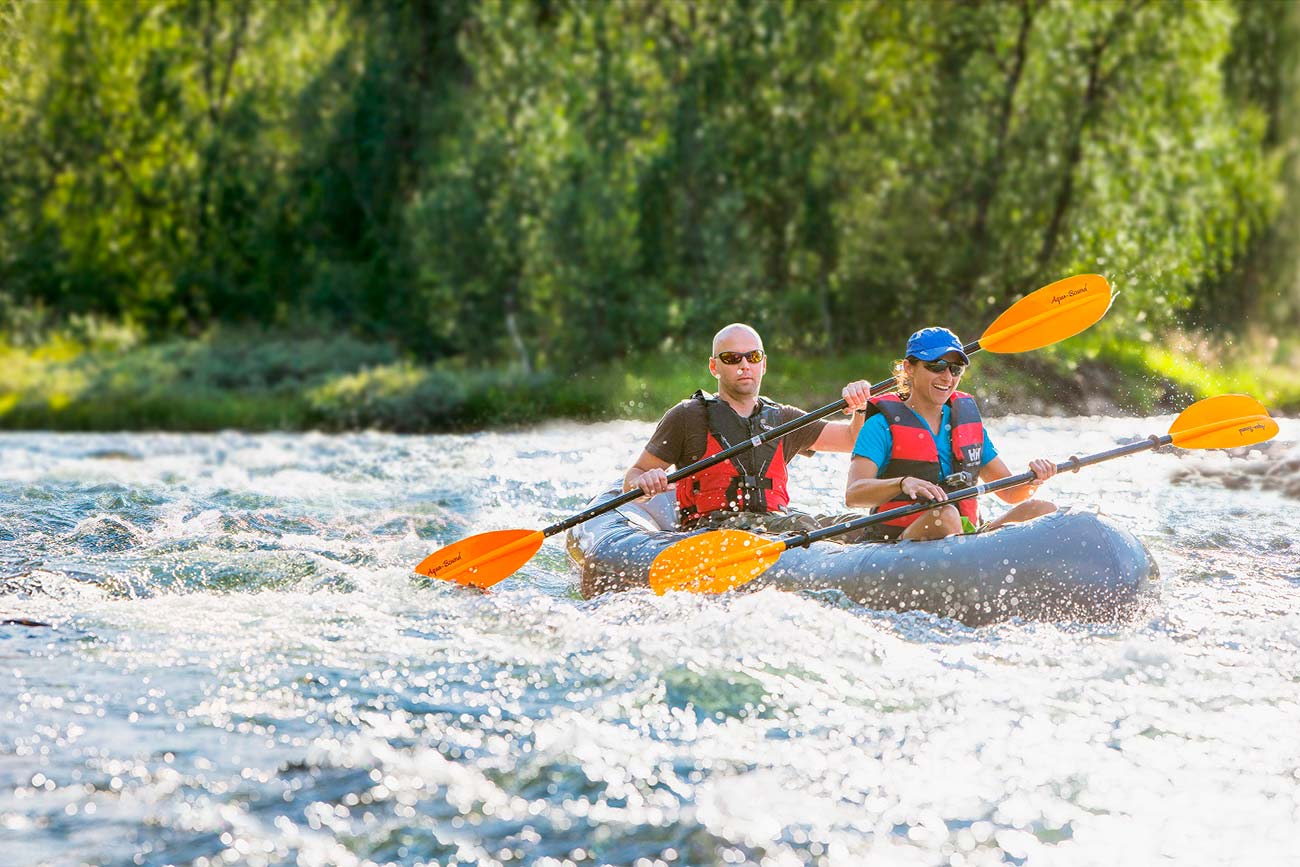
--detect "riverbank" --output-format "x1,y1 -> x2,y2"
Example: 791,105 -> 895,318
1,328 -> 1297,431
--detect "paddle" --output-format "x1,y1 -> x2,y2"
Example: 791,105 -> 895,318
415,273 -> 1115,588
648,394 -> 1279,594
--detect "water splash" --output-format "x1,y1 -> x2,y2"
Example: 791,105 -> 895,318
2,418 -> 1299,865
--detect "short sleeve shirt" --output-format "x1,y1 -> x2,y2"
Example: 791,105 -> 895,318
852,403 -> 997,477
644,397 -> 827,469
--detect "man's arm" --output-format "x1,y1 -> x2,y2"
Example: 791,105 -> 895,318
811,409 -> 866,453
623,450 -> 673,497
809,380 -> 872,453
622,403 -> 688,497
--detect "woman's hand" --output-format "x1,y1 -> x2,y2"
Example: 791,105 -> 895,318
1028,458 -> 1057,485
900,476 -> 948,502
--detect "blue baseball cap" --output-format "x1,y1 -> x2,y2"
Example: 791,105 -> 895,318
906,327 -> 969,363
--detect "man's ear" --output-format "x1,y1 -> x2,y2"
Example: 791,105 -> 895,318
709,358 -> 719,379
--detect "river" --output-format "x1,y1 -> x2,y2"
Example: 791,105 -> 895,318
3,414 -> 1299,867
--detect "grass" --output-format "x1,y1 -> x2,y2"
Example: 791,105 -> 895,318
0,325 -> 1296,432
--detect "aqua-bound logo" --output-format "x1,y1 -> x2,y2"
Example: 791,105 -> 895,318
1051,285 -> 1090,306
1238,422 -> 1266,435
431,552 -> 463,574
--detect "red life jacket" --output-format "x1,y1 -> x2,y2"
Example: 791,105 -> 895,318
869,391 -> 985,531
676,391 -> 790,526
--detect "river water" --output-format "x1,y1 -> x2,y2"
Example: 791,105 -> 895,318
2,415 -> 1299,867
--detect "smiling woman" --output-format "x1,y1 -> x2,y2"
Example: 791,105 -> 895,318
845,326 -> 1059,541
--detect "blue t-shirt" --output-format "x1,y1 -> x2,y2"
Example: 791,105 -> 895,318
852,403 -> 997,477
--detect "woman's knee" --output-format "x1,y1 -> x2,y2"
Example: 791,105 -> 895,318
903,504 -> 962,539
1026,499 -> 1057,518
1006,499 -> 1057,523
923,503 -> 962,528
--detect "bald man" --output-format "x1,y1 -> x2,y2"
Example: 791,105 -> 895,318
622,323 -> 871,536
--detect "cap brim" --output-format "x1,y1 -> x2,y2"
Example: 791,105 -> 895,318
912,347 -> 970,364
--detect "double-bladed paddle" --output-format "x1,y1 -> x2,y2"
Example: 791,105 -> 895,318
648,394 -> 1279,594
415,273 -> 1115,588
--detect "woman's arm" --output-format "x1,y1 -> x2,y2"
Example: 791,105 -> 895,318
846,456 -> 948,508
979,456 -> 1055,503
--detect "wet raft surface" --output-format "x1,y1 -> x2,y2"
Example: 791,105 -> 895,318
569,488 -> 1158,625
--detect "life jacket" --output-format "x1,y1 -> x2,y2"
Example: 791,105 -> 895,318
868,391 -> 984,530
676,390 -> 790,526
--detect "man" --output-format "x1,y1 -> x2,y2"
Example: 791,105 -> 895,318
845,326 -> 1057,540
623,323 -> 872,534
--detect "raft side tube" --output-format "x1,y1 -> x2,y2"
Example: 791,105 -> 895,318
566,485 -> 1158,625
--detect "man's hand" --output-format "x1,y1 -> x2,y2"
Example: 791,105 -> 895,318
841,380 -> 872,414
635,468 -> 670,497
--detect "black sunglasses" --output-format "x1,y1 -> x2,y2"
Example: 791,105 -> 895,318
714,349 -> 765,365
913,358 -> 967,376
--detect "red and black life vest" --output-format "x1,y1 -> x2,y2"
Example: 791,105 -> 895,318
676,390 -> 790,526
869,391 -> 985,530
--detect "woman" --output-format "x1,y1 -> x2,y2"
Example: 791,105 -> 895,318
845,326 -> 1057,541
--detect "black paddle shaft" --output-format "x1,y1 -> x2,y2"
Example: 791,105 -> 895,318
542,339 -> 985,537
785,434 -> 1173,549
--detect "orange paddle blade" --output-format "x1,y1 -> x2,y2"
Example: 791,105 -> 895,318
414,529 -> 545,588
1169,394 -> 1279,449
648,529 -> 787,595
978,274 -> 1114,354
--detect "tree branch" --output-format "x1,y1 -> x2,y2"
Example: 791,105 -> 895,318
969,0 -> 1036,260
1035,0 -> 1145,275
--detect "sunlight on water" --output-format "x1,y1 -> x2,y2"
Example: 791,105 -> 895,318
3,417 -> 1299,866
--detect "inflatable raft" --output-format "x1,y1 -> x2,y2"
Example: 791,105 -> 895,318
566,487 -> 1158,625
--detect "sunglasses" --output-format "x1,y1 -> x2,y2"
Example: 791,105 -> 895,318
916,359 -> 967,376
714,349 -> 766,365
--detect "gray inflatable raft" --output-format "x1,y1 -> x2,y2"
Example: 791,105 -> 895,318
566,487 -> 1158,625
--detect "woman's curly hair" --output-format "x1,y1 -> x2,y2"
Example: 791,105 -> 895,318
892,358 -> 913,400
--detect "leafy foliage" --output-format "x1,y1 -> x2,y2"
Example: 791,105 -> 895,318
0,0 -> 1290,381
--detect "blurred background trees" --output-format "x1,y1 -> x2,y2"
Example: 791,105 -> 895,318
1,0 -> 1295,376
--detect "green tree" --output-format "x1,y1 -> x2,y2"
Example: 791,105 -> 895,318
0,0 -> 1287,377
